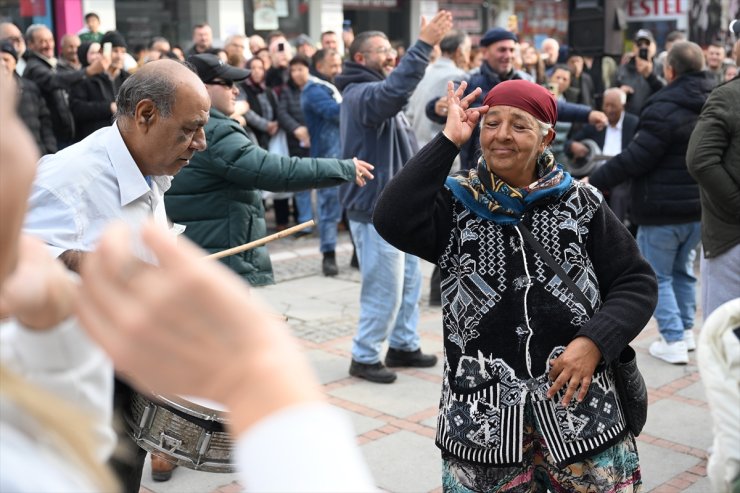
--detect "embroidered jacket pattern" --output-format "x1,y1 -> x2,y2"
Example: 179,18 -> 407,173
435,184 -> 628,467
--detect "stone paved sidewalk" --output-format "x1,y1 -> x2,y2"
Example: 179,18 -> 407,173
140,231 -> 713,493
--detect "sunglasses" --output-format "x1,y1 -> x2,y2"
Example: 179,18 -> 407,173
206,79 -> 235,88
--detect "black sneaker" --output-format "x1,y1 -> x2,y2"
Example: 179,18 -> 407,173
322,251 -> 339,277
384,348 -> 438,368
349,360 -> 397,383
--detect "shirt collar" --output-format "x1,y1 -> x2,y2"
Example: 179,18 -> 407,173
105,122 -> 156,206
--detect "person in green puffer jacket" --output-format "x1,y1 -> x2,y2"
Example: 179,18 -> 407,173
166,54 -> 373,286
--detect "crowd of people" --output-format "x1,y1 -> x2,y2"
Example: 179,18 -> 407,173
0,9 -> 739,493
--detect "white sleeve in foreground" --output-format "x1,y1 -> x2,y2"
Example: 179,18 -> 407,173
0,317 -> 115,462
235,402 -> 377,492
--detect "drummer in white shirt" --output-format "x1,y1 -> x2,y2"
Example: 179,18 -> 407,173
20,58 -> 210,490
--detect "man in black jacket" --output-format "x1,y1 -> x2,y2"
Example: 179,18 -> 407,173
1,41 -> 56,155
23,24 -> 108,147
566,87 -> 639,228
589,41 -> 715,365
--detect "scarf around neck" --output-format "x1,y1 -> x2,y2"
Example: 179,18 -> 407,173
445,148 -> 572,225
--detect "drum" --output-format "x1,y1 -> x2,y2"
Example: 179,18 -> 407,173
125,392 -> 235,472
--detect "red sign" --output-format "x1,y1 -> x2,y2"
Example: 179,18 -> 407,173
627,0 -> 685,17
20,0 -> 47,17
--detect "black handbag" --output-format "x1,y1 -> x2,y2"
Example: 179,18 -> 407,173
516,223 -> 648,436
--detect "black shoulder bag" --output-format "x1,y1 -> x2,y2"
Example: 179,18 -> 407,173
516,222 -> 648,436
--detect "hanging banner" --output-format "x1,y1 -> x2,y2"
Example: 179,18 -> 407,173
254,0 -> 279,30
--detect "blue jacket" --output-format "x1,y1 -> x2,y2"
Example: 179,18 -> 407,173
335,39 -> 433,223
301,76 -> 341,159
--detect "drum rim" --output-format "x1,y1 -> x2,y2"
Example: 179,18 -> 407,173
155,394 -> 228,422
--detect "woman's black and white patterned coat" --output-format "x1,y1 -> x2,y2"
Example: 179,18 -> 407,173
373,133 -> 658,468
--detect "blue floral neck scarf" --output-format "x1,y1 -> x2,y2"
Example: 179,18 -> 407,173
445,149 -> 573,225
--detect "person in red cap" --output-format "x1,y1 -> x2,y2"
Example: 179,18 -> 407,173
374,79 -> 657,491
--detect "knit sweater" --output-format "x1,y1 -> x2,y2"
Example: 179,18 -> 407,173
374,133 -> 657,467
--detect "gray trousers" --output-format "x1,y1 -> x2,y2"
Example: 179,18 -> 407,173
701,242 -> 740,318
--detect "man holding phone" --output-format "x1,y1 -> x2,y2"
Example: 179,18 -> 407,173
616,29 -> 666,115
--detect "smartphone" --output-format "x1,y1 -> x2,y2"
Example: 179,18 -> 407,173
638,47 -> 648,60
277,42 -> 285,52
343,19 -> 352,32
103,42 -> 112,58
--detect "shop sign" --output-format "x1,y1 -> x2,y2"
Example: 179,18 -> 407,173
20,0 -> 46,16
625,0 -> 688,20
440,3 -> 483,34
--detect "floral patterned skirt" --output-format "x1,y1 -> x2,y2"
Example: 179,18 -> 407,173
442,404 -> 642,493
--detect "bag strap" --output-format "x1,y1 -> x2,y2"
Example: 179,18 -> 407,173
516,222 -> 590,309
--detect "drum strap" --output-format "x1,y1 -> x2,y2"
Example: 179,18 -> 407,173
156,400 -> 227,434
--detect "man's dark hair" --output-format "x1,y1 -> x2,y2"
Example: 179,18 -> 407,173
551,63 -> 572,77
115,67 -> 178,121
84,12 -> 100,22
667,41 -> 705,76
321,30 -> 336,39
708,40 -> 725,49
289,54 -> 311,68
266,30 -> 285,45
439,30 -> 468,56
193,23 -> 209,31
348,30 -> 387,60
312,48 -> 339,66
247,55 -> 264,70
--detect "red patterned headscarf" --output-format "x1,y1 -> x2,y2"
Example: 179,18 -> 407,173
482,80 -> 558,125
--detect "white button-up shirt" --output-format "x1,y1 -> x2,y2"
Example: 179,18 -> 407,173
24,123 -> 172,259
602,111 -> 625,158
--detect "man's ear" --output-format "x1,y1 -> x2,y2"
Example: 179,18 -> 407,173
353,52 -> 364,64
135,99 -> 157,131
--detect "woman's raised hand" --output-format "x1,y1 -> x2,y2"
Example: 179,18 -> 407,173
441,80 -> 489,148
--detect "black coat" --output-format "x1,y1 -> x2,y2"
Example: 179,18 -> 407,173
69,71 -> 129,141
22,51 -> 86,143
277,80 -> 309,157
565,72 -> 595,107
239,79 -> 279,149
589,71 -> 715,225
566,112 -> 639,155
16,75 -> 57,155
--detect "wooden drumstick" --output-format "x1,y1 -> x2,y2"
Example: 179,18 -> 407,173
205,220 -> 316,260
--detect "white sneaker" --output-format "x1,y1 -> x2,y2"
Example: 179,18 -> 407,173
684,329 -> 696,351
649,337 -> 689,364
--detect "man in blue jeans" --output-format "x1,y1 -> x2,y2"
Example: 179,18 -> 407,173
336,12 -> 453,383
300,48 -> 345,276
589,41 -> 715,364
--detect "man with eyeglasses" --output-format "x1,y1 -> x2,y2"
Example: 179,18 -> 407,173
334,11 -> 453,384
0,22 -> 26,75
616,29 -> 666,115
165,54 -> 374,289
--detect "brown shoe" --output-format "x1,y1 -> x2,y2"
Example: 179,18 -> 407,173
151,451 -> 177,482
